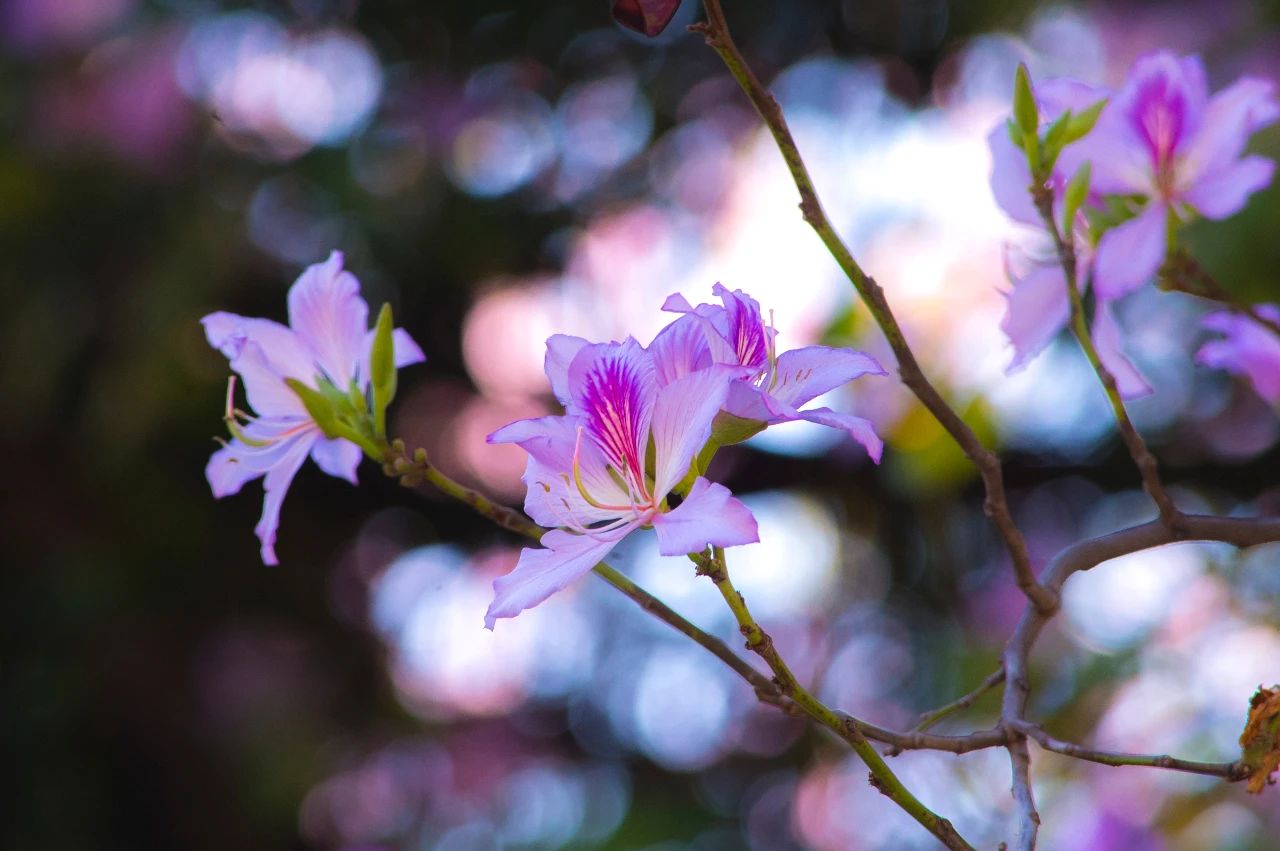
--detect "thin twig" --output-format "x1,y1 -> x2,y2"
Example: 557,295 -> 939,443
999,514 -> 1280,850
699,546 -> 976,851
1011,721 -> 1249,780
1161,249 -> 1280,340
916,667 -> 1007,734
691,0 -> 1055,614
1031,188 -> 1184,532
379,440 -> 779,698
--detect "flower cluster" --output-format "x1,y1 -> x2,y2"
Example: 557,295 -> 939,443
486,285 -> 884,628
989,52 -> 1279,400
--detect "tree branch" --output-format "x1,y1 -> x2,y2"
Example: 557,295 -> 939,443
698,547 -> 976,851
1011,720 -> 1249,780
691,0 -> 1055,614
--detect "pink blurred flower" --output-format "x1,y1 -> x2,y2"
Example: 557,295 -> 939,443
1088,52 -> 1278,299
1197,305 -> 1280,404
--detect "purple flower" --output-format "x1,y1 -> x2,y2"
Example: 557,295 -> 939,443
1089,52 -> 1278,299
486,338 -> 759,628
1196,305 -> 1280,404
204,251 -> 424,565
655,284 -> 887,460
988,77 -> 1152,397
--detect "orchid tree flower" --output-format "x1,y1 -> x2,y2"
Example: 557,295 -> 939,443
1087,52 -> 1278,300
204,251 -> 424,565
656,284 -> 887,461
1196,305 -> 1280,405
485,337 -> 759,628
987,76 -> 1153,398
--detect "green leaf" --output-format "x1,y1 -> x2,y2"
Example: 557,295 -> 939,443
369,304 -> 397,437
1062,160 -> 1091,235
285,378 -> 343,439
1013,63 -> 1039,139
1063,98 -> 1106,144
1040,109 -> 1073,172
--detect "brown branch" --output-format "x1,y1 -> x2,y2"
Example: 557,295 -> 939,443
999,513 -> 1280,849
1011,721 -> 1249,780
1161,249 -> 1280,340
691,0 -> 1055,615
698,547 -> 977,851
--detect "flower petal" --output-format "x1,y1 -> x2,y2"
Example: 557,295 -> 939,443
649,314 -> 712,387
712,283 -> 770,370
567,338 -> 656,486
765,345 -> 886,408
651,364 -> 744,496
1179,77 -> 1279,185
544,334 -> 590,407
203,312 -> 315,394
1092,302 -> 1153,399
484,527 -> 629,629
1001,265 -> 1072,371
229,341 -> 311,418
1092,202 -> 1168,300
206,442 -> 266,498
252,430 -> 317,565
1182,155 -> 1275,220
1196,306 -> 1280,403
287,251 -> 369,388
488,415 -> 627,527
652,477 -> 758,556
987,122 -> 1040,226
796,408 -> 884,463
310,437 -> 362,484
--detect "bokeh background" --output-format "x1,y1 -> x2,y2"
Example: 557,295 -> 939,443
4,0 -> 1280,848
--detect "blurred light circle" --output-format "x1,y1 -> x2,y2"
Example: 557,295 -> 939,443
447,94 -> 555,197
276,30 -> 382,145
730,491 -> 840,619
462,281 -> 560,399
497,764 -> 585,847
556,75 -> 652,172
246,174 -> 344,265
1062,544 -> 1206,651
632,646 -> 733,771
371,545 -> 592,719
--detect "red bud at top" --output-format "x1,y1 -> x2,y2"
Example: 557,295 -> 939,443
611,0 -> 682,37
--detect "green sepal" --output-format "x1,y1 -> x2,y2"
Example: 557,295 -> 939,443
1039,109 -> 1072,173
1061,160 -> 1091,235
709,411 -> 767,446
370,303 -> 397,437
1063,99 -> 1106,144
285,378 -> 344,439
1013,64 -> 1039,138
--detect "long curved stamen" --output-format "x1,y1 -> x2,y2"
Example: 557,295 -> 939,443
222,375 -> 317,448
765,309 -> 781,392
573,426 -> 642,513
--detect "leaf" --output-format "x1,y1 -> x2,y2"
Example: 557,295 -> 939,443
285,378 -> 343,439
370,303 -> 397,437
1013,64 -> 1039,139
1062,161 -> 1091,235
611,0 -> 682,37
1240,684 -> 1280,795
1063,98 -> 1107,144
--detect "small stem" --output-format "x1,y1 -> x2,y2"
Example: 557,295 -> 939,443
1161,250 -> 1280,340
691,0 -> 1054,614
1032,189 -> 1183,532
916,667 -> 1006,734
699,546 -> 976,851
377,439 -> 778,695
1011,721 -> 1249,780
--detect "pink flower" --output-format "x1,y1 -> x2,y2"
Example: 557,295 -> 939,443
204,251 -> 423,564
655,284 -> 886,460
987,76 -> 1152,397
486,337 -> 758,628
1088,53 -> 1278,299
1196,305 -> 1280,404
